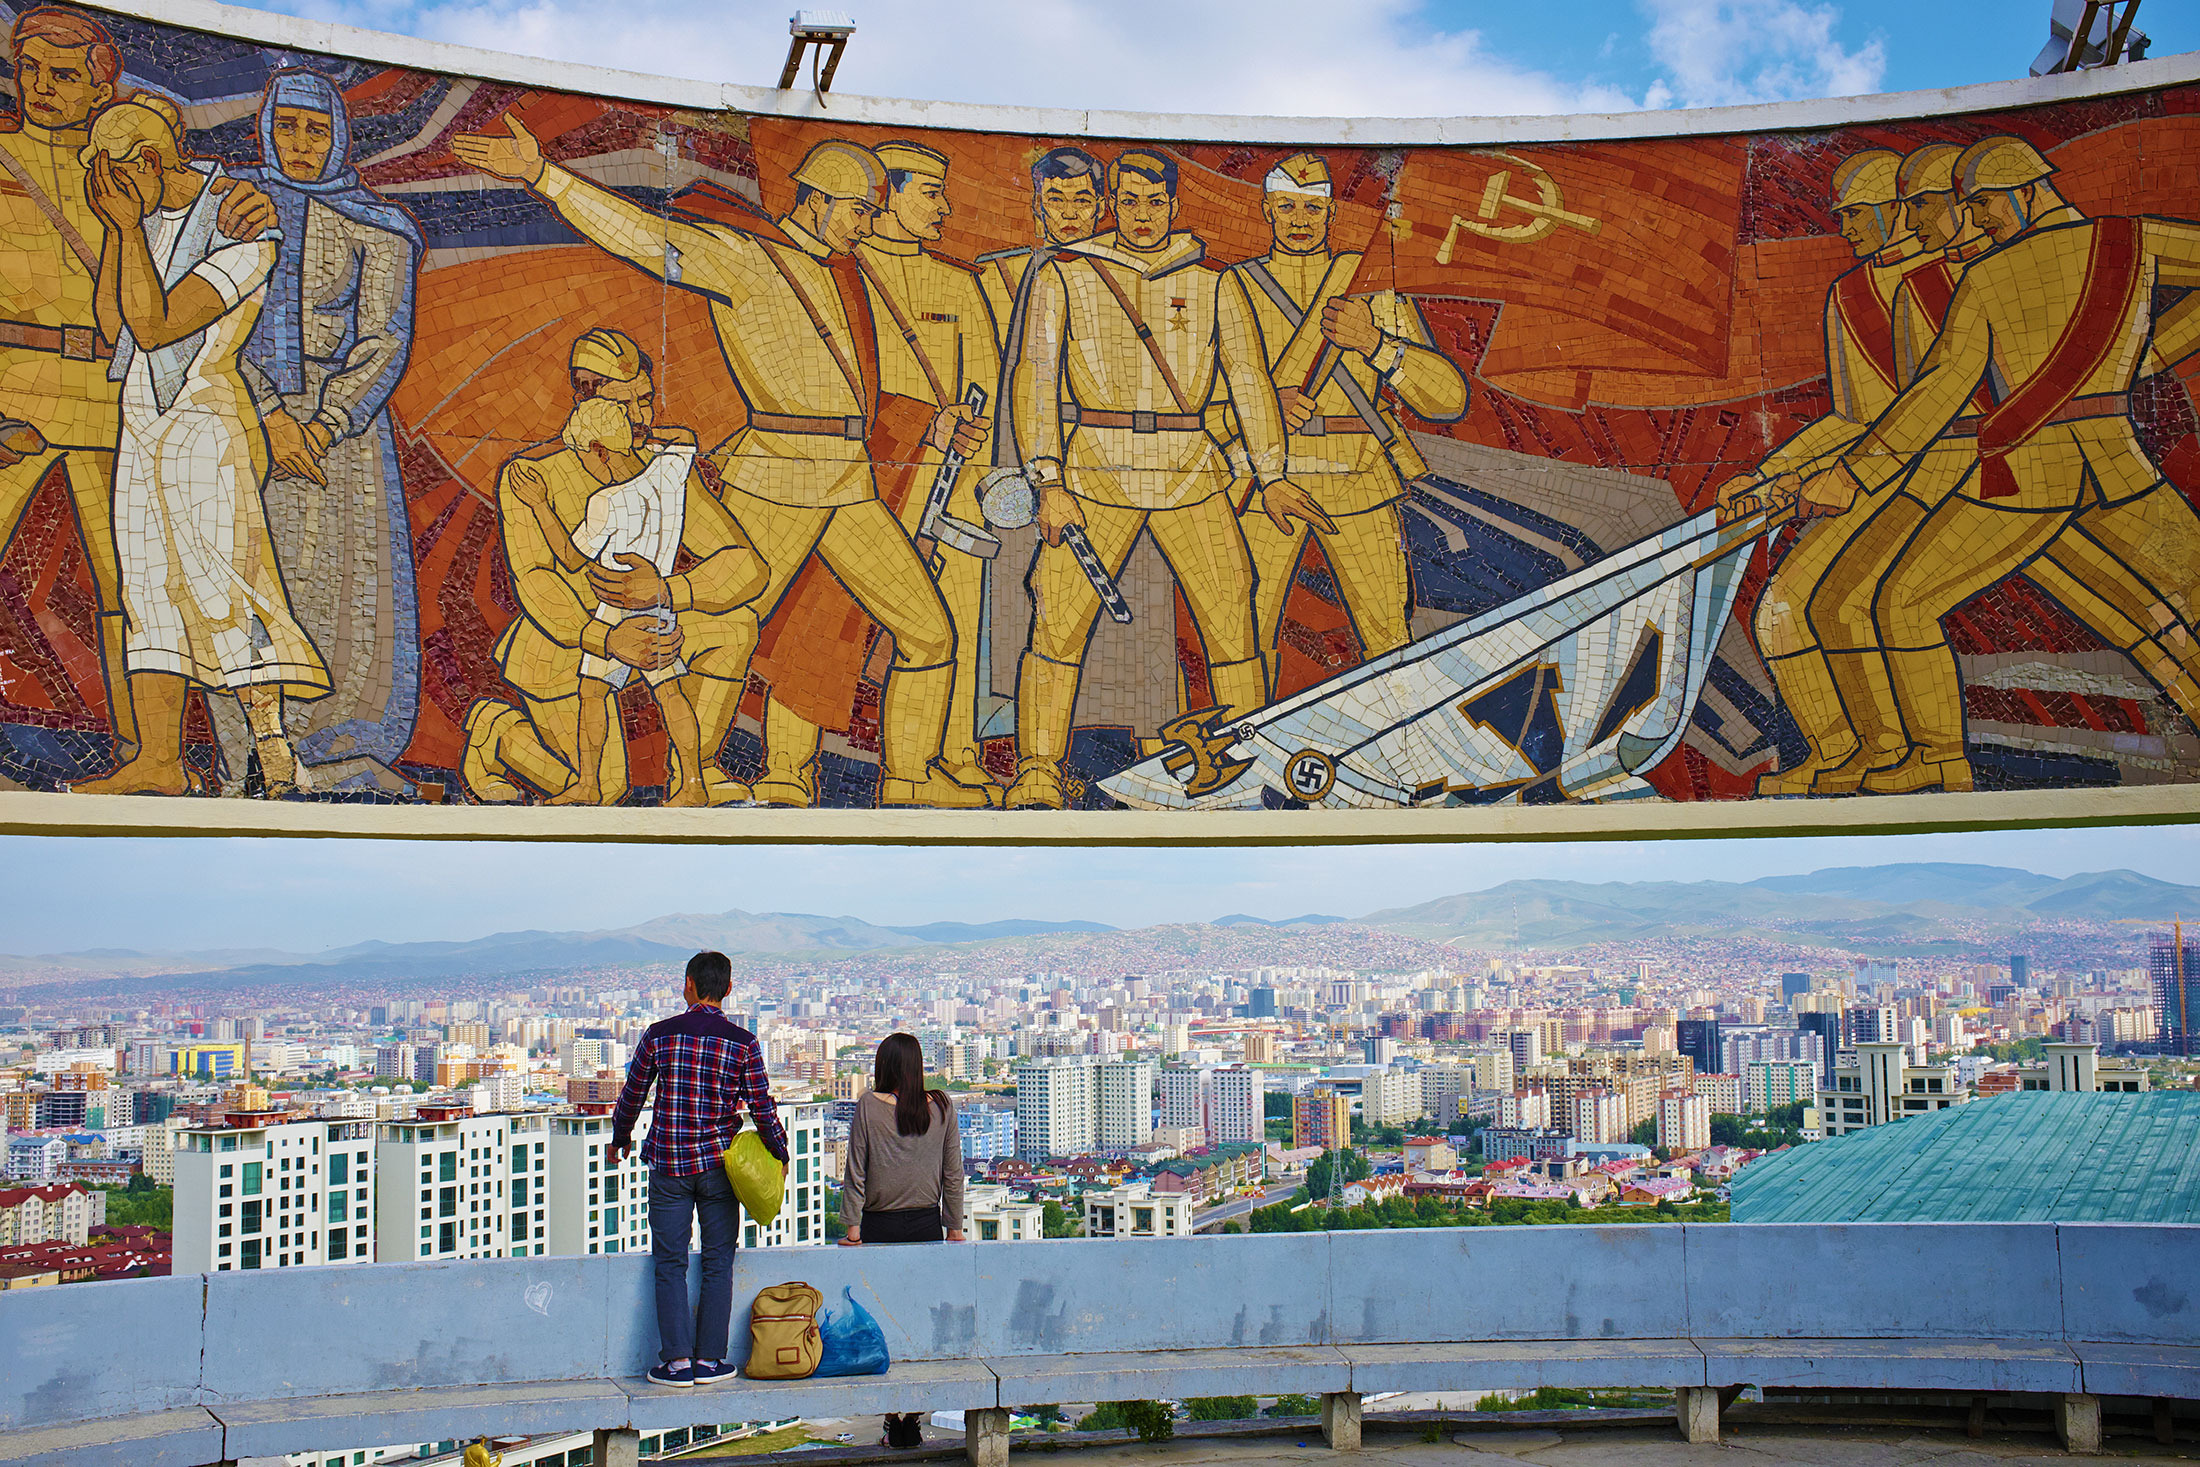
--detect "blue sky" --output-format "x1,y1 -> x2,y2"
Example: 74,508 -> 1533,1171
217,0 -> 2198,118
3,826 -> 2196,955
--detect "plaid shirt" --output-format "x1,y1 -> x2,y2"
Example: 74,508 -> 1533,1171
612,1004 -> 786,1176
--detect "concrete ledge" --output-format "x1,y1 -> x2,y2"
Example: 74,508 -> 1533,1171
2071,1344 -> 2200,1400
987,1346 -> 1351,1408
209,1380 -> 633,1459
6,780 -> 2198,848
0,1407 -> 225,1467
1341,1339 -> 1707,1394
620,1360 -> 1001,1432
1697,1339 -> 2084,1395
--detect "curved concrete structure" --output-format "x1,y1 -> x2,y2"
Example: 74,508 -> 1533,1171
2,0 -> 2199,841
1,1224 -> 2196,1465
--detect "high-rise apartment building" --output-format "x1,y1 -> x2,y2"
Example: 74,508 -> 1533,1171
1362,1067 -> 1422,1127
376,1104 -> 555,1262
1817,1042 -> 1969,1137
1797,1010 -> 1845,1068
1013,1057 -> 1148,1159
1292,1086 -> 1352,1151
1780,973 -> 1812,1005
174,1114 -> 377,1273
1656,1091 -> 1710,1151
1747,1060 -> 1818,1113
544,1110 -> 654,1257
1569,1090 -> 1627,1144
1417,1063 -> 1469,1127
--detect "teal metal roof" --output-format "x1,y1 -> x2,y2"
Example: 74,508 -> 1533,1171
1729,1092 -> 2200,1223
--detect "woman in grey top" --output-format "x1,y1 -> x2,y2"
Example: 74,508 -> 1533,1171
839,1032 -> 963,1447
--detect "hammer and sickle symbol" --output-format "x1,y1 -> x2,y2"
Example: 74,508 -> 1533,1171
1436,152 -> 1603,262
1158,706 -> 1255,799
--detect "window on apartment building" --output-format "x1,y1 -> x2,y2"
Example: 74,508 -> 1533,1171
603,1174 -> 620,1204
439,1187 -> 457,1218
241,1200 -> 262,1234
330,1194 -> 347,1223
440,1153 -> 457,1183
330,1233 -> 348,1261
241,1238 -> 261,1269
331,1154 -> 348,1186
438,1222 -> 456,1254
241,1162 -> 262,1195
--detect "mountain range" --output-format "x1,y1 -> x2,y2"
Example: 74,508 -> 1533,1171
3,863 -> 2191,997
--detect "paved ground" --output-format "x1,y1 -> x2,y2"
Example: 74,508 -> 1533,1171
1023,1424 -> 2197,1467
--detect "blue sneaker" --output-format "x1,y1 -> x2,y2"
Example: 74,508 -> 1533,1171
648,1363 -> 694,1388
690,1360 -> 737,1386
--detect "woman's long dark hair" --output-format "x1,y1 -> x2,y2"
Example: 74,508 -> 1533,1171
874,1032 -> 951,1136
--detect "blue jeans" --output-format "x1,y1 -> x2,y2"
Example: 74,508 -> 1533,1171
649,1164 -> 739,1364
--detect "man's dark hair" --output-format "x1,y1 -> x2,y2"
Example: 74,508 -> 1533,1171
1031,146 -> 1103,189
686,950 -> 732,1001
570,348 -> 654,405
1112,149 -> 1178,197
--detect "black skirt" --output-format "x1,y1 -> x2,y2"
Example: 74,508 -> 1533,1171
861,1206 -> 944,1243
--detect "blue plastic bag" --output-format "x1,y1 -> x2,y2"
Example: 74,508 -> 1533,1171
813,1285 -> 891,1377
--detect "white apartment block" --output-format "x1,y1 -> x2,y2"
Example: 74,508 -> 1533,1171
1156,1064 -> 1260,1145
1694,1073 -> 1745,1115
1497,1090 -> 1551,1129
1362,1067 -> 1423,1127
963,1182 -> 1046,1242
1468,1049 -> 1515,1094
377,1107 -> 555,1262
1748,1060 -> 1818,1114
1418,1063 -> 1469,1126
1083,1180 -> 1191,1239
174,1116 -> 376,1273
544,1111 -> 653,1257
1096,1059 -> 1154,1151
1012,1057 -> 1098,1160
1569,1091 -> 1627,1145
1656,1092 -> 1711,1152
1817,1042 -> 1969,1137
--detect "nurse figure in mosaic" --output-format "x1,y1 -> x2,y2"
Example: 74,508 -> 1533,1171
70,95 -> 328,797
229,68 -> 424,795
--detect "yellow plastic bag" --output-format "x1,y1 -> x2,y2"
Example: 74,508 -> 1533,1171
722,1130 -> 786,1225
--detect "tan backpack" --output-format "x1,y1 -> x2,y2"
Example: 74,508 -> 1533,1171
745,1282 -> 823,1379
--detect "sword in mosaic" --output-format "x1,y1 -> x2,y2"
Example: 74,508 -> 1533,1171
916,383 -> 1003,561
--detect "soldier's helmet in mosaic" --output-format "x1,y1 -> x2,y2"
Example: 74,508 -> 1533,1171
1830,149 -> 1902,208
1895,142 -> 1965,199
1955,135 -> 2057,196
792,139 -> 889,203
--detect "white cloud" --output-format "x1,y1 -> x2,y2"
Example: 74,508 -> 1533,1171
1637,0 -> 1886,109
261,0 -> 1640,118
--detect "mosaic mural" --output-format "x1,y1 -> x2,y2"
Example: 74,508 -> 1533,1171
3,1 -> 2199,814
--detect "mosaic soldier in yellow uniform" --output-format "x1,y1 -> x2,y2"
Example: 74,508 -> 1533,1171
1,7 -> 272,772
1006,149 -> 1323,809
1799,136 -> 2200,793
453,118 -> 989,807
465,331 -> 766,804
1225,151 -> 1469,691
1714,149 -> 1938,795
978,145 -> 1105,461
825,138 -> 1000,801
1799,141 -> 2200,794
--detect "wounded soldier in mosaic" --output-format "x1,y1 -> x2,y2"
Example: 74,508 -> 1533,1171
465,329 -> 766,807
505,396 -> 711,808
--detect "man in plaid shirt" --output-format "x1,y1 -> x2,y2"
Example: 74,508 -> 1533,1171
608,950 -> 786,1387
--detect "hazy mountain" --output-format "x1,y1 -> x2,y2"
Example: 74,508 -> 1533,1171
1357,863 -> 2200,949
1213,913 -> 1348,927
